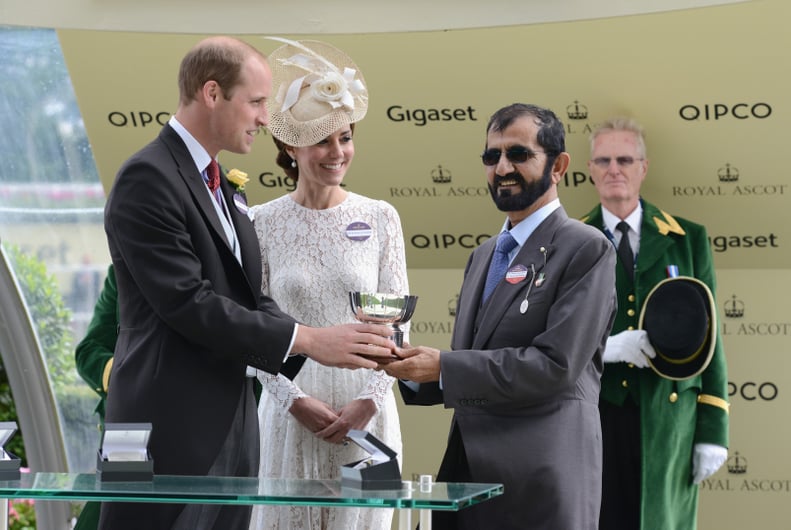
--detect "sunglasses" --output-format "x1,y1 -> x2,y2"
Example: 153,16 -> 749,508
481,146 -> 548,166
591,156 -> 644,169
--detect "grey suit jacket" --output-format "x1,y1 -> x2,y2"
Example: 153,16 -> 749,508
102,125 -> 297,528
401,206 -> 616,530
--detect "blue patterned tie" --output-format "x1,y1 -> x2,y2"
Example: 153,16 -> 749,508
483,231 -> 518,302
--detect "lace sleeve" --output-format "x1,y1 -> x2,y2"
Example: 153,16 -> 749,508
251,205 -> 272,296
355,201 -> 410,409
356,369 -> 397,410
251,204 -> 306,411
375,200 -> 411,340
257,371 -> 308,412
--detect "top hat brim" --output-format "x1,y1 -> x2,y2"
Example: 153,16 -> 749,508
639,276 -> 717,381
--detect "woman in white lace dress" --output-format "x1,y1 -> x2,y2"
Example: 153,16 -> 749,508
248,38 -> 407,530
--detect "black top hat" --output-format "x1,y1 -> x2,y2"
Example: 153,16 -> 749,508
639,276 -> 717,381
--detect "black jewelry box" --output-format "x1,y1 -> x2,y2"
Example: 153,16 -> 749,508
0,422 -> 21,481
340,429 -> 402,490
97,422 -> 154,482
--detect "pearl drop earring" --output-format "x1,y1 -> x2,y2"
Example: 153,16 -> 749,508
291,160 -> 297,168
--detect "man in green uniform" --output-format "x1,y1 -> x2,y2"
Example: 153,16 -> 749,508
74,264 -> 118,530
581,117 -> 730,530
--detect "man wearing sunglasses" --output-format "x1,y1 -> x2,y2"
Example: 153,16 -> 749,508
384,103 -> 617,530
581,117 -> 729,530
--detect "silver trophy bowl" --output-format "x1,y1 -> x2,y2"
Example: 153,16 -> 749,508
349,292 -> 418,347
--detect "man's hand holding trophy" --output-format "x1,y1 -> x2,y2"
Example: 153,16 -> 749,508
349,291 -> 418,362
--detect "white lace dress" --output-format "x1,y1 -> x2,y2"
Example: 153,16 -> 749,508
248,192 -> 408,530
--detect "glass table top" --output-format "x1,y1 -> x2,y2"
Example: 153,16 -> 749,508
0,473 -> 503,510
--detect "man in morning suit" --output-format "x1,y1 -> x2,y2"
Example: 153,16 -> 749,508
383,103 -> 617,530
101,36 -> 395,530
581,117 -> 729,530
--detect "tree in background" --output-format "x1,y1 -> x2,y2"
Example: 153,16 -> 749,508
0,243 -> 77,465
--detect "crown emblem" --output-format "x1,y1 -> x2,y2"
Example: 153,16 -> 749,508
566,100 -> 588,120
431,165 -> 452,184
724,295 -> 744,318
727,451 -> 748,474
448,294 -> 459,317
718,163 -> 739,183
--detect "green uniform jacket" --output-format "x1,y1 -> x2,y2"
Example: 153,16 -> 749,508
74,264 -> 118,422
582,199 -> 729,530
73,264 -> 118,530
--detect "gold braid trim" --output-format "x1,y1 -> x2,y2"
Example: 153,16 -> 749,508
697,393 -> 729,414
102,358 -> 114,393
653,210 -> 686,236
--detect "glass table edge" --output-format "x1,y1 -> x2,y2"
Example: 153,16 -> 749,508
0,473 -> 503,511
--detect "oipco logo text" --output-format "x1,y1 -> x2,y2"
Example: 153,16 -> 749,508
728,381 -> 778,401
108,111 -> 171,127
679,103 -> 772,121
410,234 -> 491,249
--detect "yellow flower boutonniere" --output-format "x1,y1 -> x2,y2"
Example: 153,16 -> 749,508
226,169 -> 249,193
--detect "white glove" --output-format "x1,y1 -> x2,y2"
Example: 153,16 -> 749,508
602,330 -> 656,368
692,443 -> 728,484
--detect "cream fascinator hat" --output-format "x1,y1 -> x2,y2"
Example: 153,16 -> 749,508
266,37 -> 368,147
